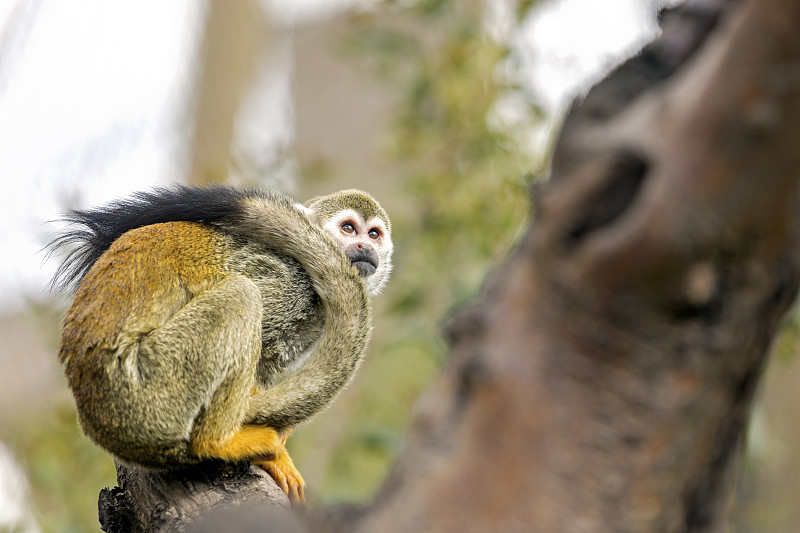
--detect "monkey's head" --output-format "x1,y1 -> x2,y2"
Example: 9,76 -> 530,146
302,190 -> 393,295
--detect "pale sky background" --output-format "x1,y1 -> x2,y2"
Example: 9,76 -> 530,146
0,0 -> 671,313
0,0 -> 674,529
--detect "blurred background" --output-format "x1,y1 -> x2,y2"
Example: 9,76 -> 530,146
0,0 -> 797,531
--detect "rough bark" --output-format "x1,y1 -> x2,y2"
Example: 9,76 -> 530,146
97,0 -> 800,531
351,0 -> 800,531
98,461 -> 292,533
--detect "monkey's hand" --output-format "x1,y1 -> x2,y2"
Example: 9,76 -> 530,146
252,446 -> 305,505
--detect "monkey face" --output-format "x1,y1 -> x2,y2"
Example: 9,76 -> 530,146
320,208 -> 393,295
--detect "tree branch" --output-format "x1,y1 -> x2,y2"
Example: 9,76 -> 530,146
98,461 -> 290,533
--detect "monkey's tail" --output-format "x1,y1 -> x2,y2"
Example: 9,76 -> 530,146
232,193 -> 373,429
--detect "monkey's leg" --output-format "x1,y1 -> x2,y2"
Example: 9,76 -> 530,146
133,275 -> 304,501
159,277 -> 305,503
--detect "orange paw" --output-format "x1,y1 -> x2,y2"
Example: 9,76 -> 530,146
253,451 -> 305,505
191,425 -> 283,462
191,424 -> 304,503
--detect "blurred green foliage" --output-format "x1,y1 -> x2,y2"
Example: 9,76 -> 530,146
3,405 -> 115,533
290,0 -> 538,504
728,313 -> 800,533
347,0 -> 538,317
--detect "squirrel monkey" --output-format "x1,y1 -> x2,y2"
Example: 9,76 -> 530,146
49,186 -> 393,504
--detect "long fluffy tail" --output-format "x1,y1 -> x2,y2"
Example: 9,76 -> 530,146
231,193 -> 373,429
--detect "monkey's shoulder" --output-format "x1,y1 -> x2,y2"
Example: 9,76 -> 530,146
226,238 -> 323,320
224,237 -> 325,369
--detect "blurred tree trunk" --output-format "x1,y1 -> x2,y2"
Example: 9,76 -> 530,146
99,0 -> 800,531
186,0 -> 271,185
349,0 -> 800,532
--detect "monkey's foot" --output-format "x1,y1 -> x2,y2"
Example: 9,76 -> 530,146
191,424 -> 305,503
191,425 -> 283,461
253,451 -> 306,504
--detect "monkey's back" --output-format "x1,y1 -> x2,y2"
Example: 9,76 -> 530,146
58,220 -> 328,467
59,221 -> 227,364
59,222 -> 239,464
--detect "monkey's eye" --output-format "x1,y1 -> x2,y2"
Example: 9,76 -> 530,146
341,222 -> 356,235
368,228 -> 381,240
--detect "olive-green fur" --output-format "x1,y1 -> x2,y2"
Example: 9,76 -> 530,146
57,190 -> 382,469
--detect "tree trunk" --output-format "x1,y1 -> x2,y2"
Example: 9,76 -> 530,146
353,0 -> 800,531
98,0 -> 800,531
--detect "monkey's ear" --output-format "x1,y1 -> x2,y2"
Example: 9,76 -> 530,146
294,203 -> 317,223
